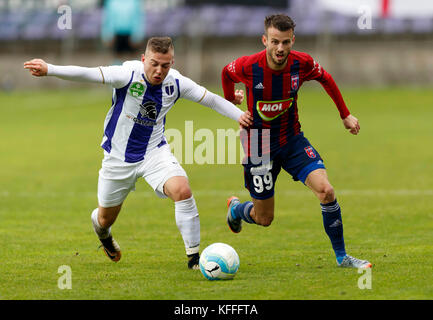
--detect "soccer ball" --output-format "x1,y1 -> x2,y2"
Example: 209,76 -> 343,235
199,243 -> 240,280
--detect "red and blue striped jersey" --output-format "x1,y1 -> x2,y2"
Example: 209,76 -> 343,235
222,49 -> 350,157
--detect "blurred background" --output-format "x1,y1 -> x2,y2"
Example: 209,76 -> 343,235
1,0 -> 432,90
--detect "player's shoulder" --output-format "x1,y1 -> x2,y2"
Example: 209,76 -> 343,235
167,68 -> 182,79
121,60 -> 143,71
238,50 -> 266,66
165,68 -> 196,84
290,50 -> 316,71
226,51 -> 265,76
290,50 -> 313,62
164,68 -> 184,85
162,68 -> 189,91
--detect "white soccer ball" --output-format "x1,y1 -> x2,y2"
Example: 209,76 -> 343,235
199,243 -> 240,280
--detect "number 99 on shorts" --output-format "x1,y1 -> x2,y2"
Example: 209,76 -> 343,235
252,172 -> 273,194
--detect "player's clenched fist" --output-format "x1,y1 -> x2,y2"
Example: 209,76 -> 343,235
342,114 -> 360,135
232,89 -> 244,105
24,59 -> 48,77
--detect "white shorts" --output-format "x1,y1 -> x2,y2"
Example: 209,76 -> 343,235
97,144 -> 187,208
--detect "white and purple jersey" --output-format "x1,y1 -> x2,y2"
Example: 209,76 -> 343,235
47,60 -> 243,163
99,61 -> 208,163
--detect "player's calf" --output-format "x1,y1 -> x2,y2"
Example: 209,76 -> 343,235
174,196 -> 201,269
250,197 -> 274,227
255,217 -> 273,226
91,208 -> 122,262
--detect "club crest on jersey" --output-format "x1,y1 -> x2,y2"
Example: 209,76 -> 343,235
164,83 -> 175,96
304,146 -> 316,158
291,74 -> 299,91
139,100 -> 157,121
129,82 -> 145,97
256,98 -> 294,121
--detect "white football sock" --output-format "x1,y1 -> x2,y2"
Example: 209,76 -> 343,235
91,208 -> 111,239
174,196 -> 200,255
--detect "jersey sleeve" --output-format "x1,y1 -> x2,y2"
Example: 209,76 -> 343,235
177,73 -> 207,102
99,65 -> 133,88
176,72 -> 242,121
221,56 -> 248,102
302,53 -> 324,82
47,64 -> 131,89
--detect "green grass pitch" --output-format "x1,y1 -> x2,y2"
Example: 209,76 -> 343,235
0,85 -> 432,299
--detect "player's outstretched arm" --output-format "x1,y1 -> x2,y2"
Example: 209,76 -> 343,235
178,73 -> 252,127
24,58 -> 130,88
199,90 -> 253,128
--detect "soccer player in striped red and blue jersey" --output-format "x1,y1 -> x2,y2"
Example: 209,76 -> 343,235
24,37 -> 253,270
222,14 -> 371,268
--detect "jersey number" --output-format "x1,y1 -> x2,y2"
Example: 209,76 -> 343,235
252,173 -> 273,193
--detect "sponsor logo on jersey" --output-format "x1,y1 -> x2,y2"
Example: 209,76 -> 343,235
304,146 -> 316,158
291,74 -> 299,91
256,98 -> 294,121
129,81 -> 145,97
139,100 -> 157,121
254,82 -> 264,90
126,114 -> 159,126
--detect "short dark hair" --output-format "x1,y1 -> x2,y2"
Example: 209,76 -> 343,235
264,14 -> 296,34
146,37 -> 174,54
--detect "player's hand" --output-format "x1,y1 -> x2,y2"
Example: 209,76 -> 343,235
232,89 -> 244,105
238,110 -> 253,128
23,59 -> 48,77
343,114 -> 360,135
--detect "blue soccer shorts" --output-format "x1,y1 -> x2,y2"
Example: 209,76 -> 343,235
243,133 -> 326,200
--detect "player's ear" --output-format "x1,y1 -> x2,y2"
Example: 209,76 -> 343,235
261,34 -> 267,47
141,53 -> 145,63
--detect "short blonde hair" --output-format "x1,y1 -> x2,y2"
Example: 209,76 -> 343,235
146,37 -> 174,54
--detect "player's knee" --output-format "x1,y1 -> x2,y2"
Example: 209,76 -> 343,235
318,184 -> 335,203
171,183 -> 192,201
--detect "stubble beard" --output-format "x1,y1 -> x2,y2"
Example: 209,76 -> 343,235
268,50 -> 289,67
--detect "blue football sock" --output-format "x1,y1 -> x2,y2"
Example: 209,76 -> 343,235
321,199 -> 346,261
232,201 -> 255,224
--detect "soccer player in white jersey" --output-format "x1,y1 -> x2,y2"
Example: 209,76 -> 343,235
24,37 -> 253,269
